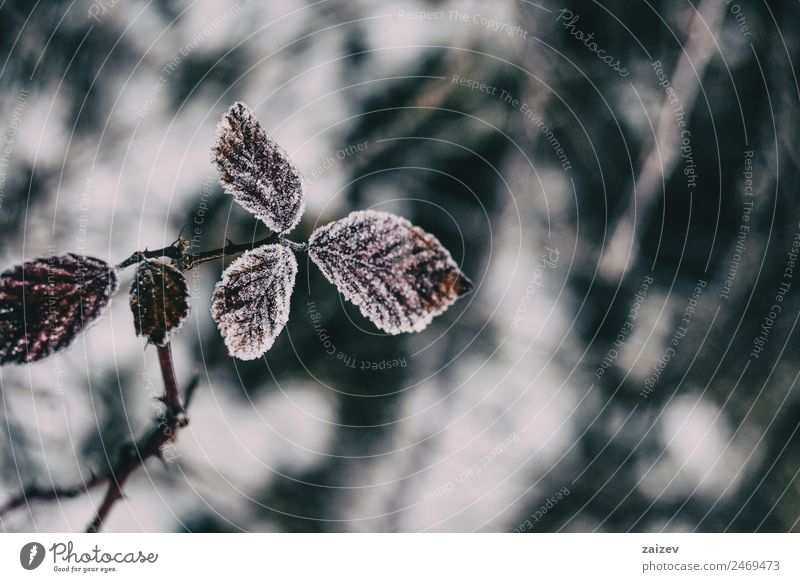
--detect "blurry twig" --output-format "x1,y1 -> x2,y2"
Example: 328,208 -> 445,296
86,367 -> 198,533
600,0 -> 727,279
0,373 -> 200,531
0,473 -> 105,518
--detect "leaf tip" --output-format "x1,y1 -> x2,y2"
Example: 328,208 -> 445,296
212,101 -> 305,234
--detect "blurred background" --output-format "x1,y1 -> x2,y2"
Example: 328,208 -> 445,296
1,0 -> 799,532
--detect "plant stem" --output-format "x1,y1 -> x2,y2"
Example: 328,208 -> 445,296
0,377 -> 200,531
157,343 -> 187,427
85,375 -> 199,533
0,474 -> 105,518
79,343 -> 191,531
70,228 -> 306,530
116,233 -> 284,270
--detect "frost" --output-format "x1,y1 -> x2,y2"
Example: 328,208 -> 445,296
208,103 -> 473,354
308,210 -> 473,334
129,259 -> 190,346
210,244 -> 297,360
213,102 -> 305,233
0,254 -> 118,364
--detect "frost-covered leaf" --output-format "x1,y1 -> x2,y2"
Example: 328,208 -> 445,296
129,259 -> 190,346
213,102 -> 305,233
308,210 -> 473,334
0,254 -> 118,364
210,244 -> 297,360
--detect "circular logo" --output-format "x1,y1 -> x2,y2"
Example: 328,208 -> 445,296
19,542 -> 46,570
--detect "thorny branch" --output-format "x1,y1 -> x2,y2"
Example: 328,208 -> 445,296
0,374 -> 200,532
0,99 -> 471,531
157,344 -> 188,428
116,233 -> 306,271
0,474 -> 105,517
1,231 -> 306,530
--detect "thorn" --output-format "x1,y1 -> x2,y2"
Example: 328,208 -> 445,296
175,411 -> 189,428
155,449 -> 169,469
172,233 -> 188,250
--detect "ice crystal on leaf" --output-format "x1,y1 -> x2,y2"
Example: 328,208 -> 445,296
308,210 -> 473,334
129,259 -> 190,346
213,102 -> 305,233
210,244 -> 297,360
0,103 -> 474,365
209,102 -> 472,354
0,254 -> 118,364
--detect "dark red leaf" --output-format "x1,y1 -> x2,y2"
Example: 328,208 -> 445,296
129,260 -> 190,346
210,244 -> 297,360
0,254 -> 118,364
213,102 -> 305,233
308,210 -> 473,334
